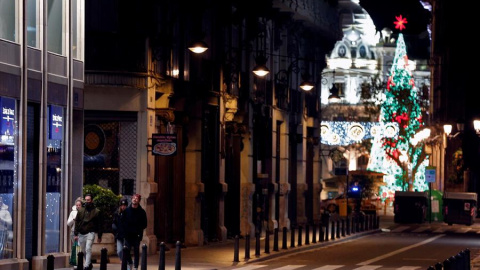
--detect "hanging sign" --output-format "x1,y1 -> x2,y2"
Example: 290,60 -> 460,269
0,97 -> 15,136
425,166 -> 436,183
49,105 -> 63,140
152,133 -> 177,156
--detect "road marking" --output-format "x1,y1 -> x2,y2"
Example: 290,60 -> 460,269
352,266 -> 382,270
357,234 -> 445,265
273,266 -> 304,270
232,266 -> 267,270
312,266 -> 344,270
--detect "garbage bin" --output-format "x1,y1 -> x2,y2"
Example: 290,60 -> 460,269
443,192 -> 477,226
394,191 -> 428,224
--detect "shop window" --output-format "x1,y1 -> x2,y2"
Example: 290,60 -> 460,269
45,105 -> 64,253
0,97 -> 17,259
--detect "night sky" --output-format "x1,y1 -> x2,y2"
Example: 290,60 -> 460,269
359,0 -> 431,59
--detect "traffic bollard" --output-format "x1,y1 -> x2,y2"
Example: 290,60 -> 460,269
336,220 -> 340,238
175,241 -> 181,270
122,246 -> 129,270
234,235 -> 240,262
297,226 -> 303,246
265,230 -> 270,254
319,224 -> 325,242
346,216 -> 351,235
331,220 -> 335,240
100,247 -> 108,270
255,232 -> 261,256
305,224 -> 310,245
78,251 -> 84,270
434,262 -> 443,270
245,234 -> 251,259
312,223 -> 317,243
290,226 -> 296,248
141,244 -> 147,270
46,254 -> 54,270
158,242 -> 166,270
341,219 -> 345,237
282,227 -> 288,249
273,228 -> 279,251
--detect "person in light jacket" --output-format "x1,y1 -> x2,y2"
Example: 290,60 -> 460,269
67,197 -> 84,245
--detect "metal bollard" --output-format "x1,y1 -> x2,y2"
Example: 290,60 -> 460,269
265,230 -> 270,254
331,220 -> 335,240
434,262 -> 443,270
298,226 -> 303,246
290,227 -> 296,248
78,251 -> 84,270
305,224 -> 310,245
427,266 -> 435,270
282,227 -> 288,249
100,247 -> 108,270
312,223 -> 317,243
158,242 -> 166,270
464,248 -> 471,270
245,234 -> 251,260
234,235 -> 240,262
175,241 -> 182,270
255,232 -> 261,256
46,254 -> 54,270
273,228 -> 279,251
336,220 -> 340,238
319,224 -> 325,242
376,215 -> 380,229
455,252 -> 464,270
346,216 -> 351,235
122,246 -> 129,270
141,244 -> 147,270
325,221 -> 330,241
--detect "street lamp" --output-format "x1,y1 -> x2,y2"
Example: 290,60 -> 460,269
473,119 -> 480,136
188,40 -> 209,54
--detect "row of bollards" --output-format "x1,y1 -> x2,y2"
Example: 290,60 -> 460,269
427,248 -> 471,270
47,242 -> 187,270
233,213 -> 380,262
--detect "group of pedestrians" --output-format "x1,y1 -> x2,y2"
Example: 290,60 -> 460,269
67,193 -> 147,270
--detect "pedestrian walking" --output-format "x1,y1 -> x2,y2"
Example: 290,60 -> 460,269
124,194 -> 147,270
74,194 -> 103,270
67,197 -> 83,266
112,198 -> 129,262
67,197 -> 84,244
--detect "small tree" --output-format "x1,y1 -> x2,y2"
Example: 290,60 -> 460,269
83,184 -> 122,233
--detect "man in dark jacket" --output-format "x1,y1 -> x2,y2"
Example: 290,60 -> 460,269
124,194 -> 147,270
74,194 -> 103,270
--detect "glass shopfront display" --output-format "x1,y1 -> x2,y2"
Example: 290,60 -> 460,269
45,105 -> 64,253
0,97 -> 16,259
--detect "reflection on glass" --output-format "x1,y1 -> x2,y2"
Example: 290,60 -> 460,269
47,0 -> 64,54
45,106 -> 63,253
0,0 -> 16,42
27,0 -> 38,47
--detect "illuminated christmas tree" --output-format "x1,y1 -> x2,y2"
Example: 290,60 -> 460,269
368,15 -> 429,193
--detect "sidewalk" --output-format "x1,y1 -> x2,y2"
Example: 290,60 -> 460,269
83,213 -> 391,270
66,208 -> 480,270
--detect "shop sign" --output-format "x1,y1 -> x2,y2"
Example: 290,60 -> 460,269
152,133 -> 177,156
49,105 -> 63,140
0,97 -> 15,136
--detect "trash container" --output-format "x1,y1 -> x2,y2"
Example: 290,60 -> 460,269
443,192 -> 477,226
394,191 -> 428,224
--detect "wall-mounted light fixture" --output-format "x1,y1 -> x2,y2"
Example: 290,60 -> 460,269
188,40 -> 209,54
444,121 -> 464,138
474,120 -> 480,136
252,54 -> 270,77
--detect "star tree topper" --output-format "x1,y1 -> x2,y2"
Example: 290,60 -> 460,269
394,15 -> 408,31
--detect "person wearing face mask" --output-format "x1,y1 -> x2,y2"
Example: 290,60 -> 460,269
124,194 -> 147,270
74,194 -> 103,270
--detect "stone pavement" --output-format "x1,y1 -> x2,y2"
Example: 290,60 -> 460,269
62,208 -> 480,270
